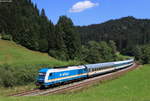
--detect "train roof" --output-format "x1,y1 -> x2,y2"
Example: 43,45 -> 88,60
52,66 -> 86,72
85,58 -> 134,69
114,58 -> 134,64
85,62 -> 114,69
39,66 -> 86,73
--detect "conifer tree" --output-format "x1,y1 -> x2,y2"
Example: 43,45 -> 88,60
57,16 -> 81,60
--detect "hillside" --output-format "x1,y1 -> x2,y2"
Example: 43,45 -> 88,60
0,65 -> 149,101
78,16 -> 150,54
0,40 -> 76,67
0,40 -> 82,88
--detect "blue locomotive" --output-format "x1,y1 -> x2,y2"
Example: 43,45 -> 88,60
36,59 -> 134,87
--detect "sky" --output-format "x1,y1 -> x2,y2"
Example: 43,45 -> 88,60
31,0 -> 150,26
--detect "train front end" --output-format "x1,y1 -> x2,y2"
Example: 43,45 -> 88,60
36,68 -> 49,87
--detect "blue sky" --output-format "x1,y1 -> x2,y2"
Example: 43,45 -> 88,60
31,0 -> 150,26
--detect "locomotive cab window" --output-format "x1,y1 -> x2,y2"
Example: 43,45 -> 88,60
49,73 -> 52,76
39,72 -> 46,76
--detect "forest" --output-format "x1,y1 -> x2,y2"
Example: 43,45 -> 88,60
78,16 -> 150,53
77,17 -> 150,63
0,0 -> 150,64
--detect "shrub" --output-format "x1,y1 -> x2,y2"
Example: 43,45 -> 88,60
48,50 -> 68,60
0,64 -> 39,87
132,44 -> 150,64
81,41 -> 117,63
0,64 -> 17,87
1,34 -> 12,40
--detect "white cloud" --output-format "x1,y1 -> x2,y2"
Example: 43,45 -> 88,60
69,1 -> 99,13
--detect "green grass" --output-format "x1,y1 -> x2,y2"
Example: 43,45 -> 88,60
0,64 -> 149,101
0,40 -> 80,67
0,84 -> 36,96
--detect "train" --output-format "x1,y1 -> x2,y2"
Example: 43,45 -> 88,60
36,59 -> 134,88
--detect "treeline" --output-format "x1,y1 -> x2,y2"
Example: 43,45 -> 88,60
0,0 -> 119,63
77,16 -> 150,55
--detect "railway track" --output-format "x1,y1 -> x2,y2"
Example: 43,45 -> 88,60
9,63 -> 139,96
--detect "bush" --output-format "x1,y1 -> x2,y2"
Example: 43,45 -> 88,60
48,49 -> 68,60
0,65 -> 17,87
80,41 -> 117,63
0,64 -> 39,87
1,34 -> 12,40
132,44 -> 150,64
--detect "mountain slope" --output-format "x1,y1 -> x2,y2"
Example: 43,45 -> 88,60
78,16 -> 150,54
0,40 -> 69,66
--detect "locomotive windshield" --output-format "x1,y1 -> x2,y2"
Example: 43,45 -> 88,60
37,72 -> 46,81
49,73 -> 52,76
39,72 -> 46,76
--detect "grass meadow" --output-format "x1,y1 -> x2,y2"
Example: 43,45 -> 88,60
0,40 -> 80,67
